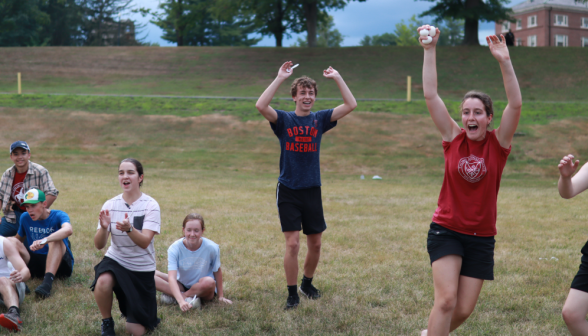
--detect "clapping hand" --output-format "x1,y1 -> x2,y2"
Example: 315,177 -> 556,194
99,210 -> 111,230
115,213 -> 132,232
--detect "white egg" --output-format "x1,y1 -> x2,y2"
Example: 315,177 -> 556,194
422,36 -> 433,44
419,29 -> 429,37
429,26 -> 437,37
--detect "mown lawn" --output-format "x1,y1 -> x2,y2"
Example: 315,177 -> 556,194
0,104 -> 584,334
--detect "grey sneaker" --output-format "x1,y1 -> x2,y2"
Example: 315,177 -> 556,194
185,295 -> 201,310
160,293 -> 177,305
0,307 -> 22,331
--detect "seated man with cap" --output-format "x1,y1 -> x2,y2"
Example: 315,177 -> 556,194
0,141 -> 59,237
9,189 -> 73,298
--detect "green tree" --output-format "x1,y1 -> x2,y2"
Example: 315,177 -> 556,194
0,0 -> 50,46
359,33 -> 396,47
152,0 -> 260,46
419,0 -> 513,46
294,14 -> 343,47
80,0 -> 134,46
394,15 -> 422,46
299,0 -> 365,48
433,17 -> 464,46
242,0 -> 303,47
40,0 -> 84,46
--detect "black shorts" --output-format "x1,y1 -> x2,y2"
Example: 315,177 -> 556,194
91,257 -> 159,330
27,250 -> 73,279
570,240 -> 588,292
427,223 -> 496,280
276,183 -> 326,235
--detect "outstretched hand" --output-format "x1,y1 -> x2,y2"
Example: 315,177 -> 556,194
277,61 -> 295,79
559,154 -> 580,178
487,34 -> 511,63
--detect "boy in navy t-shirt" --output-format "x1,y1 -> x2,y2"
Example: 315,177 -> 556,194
9,189 -> 73,299
255,62 -> 357,309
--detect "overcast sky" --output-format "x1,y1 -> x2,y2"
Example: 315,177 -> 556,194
130,0 -> 506,47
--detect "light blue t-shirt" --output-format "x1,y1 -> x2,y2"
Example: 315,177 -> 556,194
167,237 -> 220,288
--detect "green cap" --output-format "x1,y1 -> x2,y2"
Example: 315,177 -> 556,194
22,189 -> 46,205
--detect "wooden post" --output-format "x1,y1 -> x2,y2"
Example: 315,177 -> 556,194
17,73 -> 21,95
407,76 -> 411,102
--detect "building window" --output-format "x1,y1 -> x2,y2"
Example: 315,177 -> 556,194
555,34 -> 568,47
583,37 -> 588,47
502,21 -> 510,32
528,35 -> 537,47
554,14 -> 568,27
582,18 -> 588,28
528,15 -> 537,27
516,19 -> 522,30
516,38 -> 523,46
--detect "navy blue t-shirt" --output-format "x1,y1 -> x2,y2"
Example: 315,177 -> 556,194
270,109 -> 337,189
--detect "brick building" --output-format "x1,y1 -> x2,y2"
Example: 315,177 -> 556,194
495,0 -> 588,47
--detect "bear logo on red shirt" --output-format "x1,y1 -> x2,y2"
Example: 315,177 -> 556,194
458,155 -> 487,183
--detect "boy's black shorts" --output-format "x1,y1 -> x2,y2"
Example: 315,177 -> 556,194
276,182 -> 326,235
27,249 -> 73,279
427,222 -> 495,280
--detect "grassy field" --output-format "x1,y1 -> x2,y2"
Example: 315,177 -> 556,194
0,102 -> 586,335
0,46 -> 587,100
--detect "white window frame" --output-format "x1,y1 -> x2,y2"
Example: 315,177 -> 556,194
555,34 -> 568,47
582,18 -> 588,29
582,37 -> 588,47
502,21 -> 510,32
528,35 -> 537,47
528,15 -> 537,28
516,19 -> 522,30
554,14 -> 568,27
516,38 -> 523,46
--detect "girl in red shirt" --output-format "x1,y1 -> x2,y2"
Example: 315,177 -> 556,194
419,26 -> 522,336
558,155 -> 588,334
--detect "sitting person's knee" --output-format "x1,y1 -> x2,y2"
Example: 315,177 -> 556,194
96,272 -> 115,289
200,276 -> 216,291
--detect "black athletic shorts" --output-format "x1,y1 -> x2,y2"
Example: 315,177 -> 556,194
27,249 -> 73,279
570,240 -> 588,292
276,182 -> 326,235
427,222 -> 496,280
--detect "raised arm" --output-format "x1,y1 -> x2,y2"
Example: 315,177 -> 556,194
420,26 -> 461,142
325,67 -> 357,121
490,35 -> 522,149
255,62 -> 295,123
558,154 -> 588,199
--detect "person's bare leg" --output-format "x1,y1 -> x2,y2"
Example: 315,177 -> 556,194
183,276 -> 216,301
562,288 -> 588,336
125,322 -> 146,336
283,231 -> 300,286
449,276 -> 484,331
0,278 -> 18,308
6,238 -> 29,264
94,272 -> 115,319
303,233 -> 322,278
155,270 -> 169,282
154,273 -> 171,294
426,255 -> 462,336
45,240 -> 66,275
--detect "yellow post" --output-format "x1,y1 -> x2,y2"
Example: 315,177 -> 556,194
407,76 -> 411,102
17,73 -> 21,95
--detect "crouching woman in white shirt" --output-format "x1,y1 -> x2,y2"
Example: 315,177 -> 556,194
155,213 -> 232,311
91,158 -> 161,336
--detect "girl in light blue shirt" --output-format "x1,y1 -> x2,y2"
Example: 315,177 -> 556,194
154,213 -> 232,311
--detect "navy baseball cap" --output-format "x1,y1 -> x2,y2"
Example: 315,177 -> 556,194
10,141 -> 30,154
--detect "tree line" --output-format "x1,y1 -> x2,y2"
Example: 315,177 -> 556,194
4,0 -> 571,47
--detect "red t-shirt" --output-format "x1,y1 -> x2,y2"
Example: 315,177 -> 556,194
10,171 -> 27,211
432,129 -> 511,237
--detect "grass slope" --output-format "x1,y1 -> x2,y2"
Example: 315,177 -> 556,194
0,46 -> 587,100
